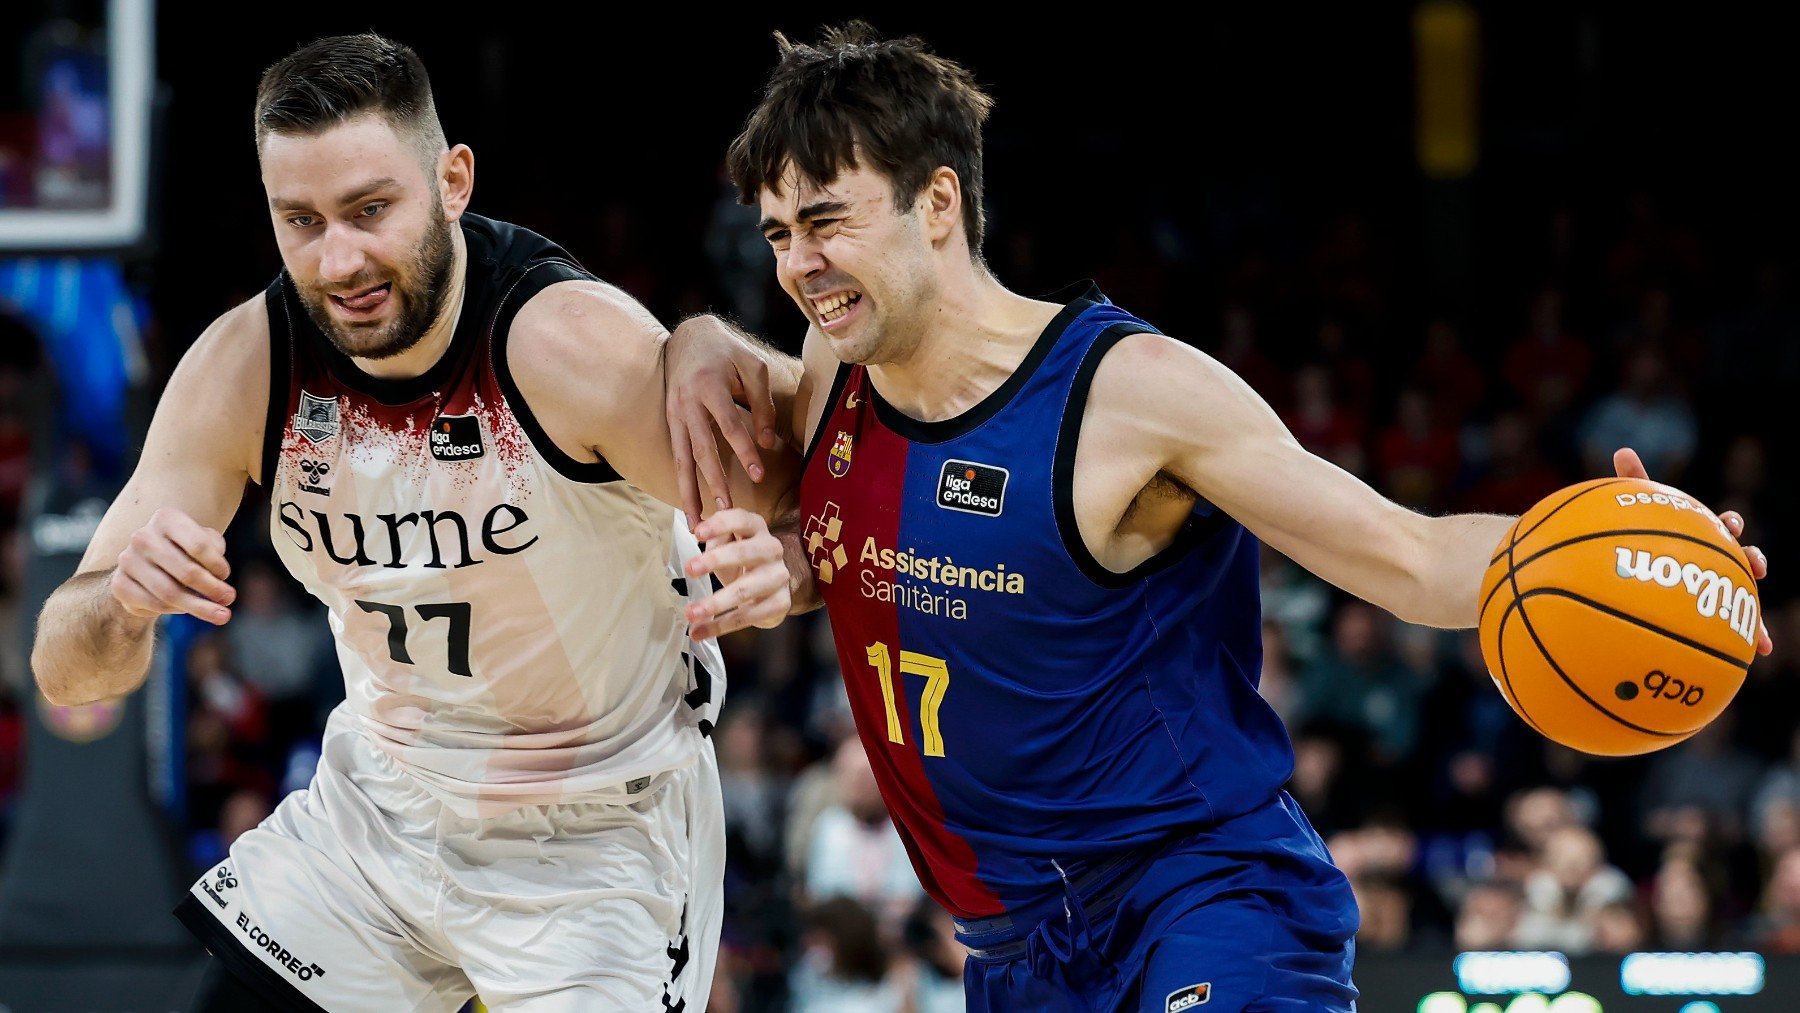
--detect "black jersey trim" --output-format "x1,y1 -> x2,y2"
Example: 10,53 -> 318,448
174,896 -> 330,1013
1052,324 -> 1234,589
487,259 -> 625,484
259,281 -> 294,487
869,282 -> 1102,445
800,361 -> 854,470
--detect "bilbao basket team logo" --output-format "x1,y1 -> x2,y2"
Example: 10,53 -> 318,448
294,390 -> 340,445
828,430 -> 854,478
803,501 -> 849,583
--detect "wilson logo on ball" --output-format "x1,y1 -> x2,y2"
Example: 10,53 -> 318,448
1613,547 -> 1759,646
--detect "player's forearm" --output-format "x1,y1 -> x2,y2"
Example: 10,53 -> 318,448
1405,512 -> 1517,629
31,570 -> 157,705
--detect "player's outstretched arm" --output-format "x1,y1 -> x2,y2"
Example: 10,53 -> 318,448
31,300 -> 267,705
1089,333 -> 1767,638
508,281 -> 804,636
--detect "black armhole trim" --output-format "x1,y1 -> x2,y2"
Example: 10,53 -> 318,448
489,260 -> 624,484
258,283 -> 293,487
870,287 -> 1099,445
175,896 -> 329,1013
799,362 -> 854,470
1053,324 -> 1234,589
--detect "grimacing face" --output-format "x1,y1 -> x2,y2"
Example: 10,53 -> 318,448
758,165 -> 936,367
261,114 -> 456,361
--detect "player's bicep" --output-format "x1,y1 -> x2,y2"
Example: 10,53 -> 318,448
76,321 -> 261,573
1127,338 -> 1425,600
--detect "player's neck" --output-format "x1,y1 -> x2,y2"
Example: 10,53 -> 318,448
867,269 -> 1059,424
350,229 -> 470,381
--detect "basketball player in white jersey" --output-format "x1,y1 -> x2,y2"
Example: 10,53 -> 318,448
29,34 -> 797,1011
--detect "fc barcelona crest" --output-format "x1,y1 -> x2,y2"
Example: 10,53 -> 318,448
828,431 -> 854,478
294,390 -> 340,445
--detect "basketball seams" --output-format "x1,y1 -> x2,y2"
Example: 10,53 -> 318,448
1519,587 -> 1753,670
1494,597 -> 1548,738
1488,478 -> 1634,566
1503,527 -> 1755,589
1505,502 -> 1686,742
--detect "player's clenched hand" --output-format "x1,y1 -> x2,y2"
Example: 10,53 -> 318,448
664,315 -> 778,529
111,507 -> 235,626
1614,447 -> 1773,655
683,508 -> 789,640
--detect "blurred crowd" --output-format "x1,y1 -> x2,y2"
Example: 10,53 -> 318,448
0,177 -> 1796,1011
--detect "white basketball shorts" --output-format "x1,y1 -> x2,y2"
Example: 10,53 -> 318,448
176,707 -> 723,1011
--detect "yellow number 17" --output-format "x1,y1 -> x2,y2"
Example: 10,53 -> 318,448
864,641 -> 951,757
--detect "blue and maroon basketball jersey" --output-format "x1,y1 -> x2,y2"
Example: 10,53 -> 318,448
796,284 -> 1297,922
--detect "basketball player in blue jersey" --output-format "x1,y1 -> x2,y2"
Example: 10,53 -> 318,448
31,34 -> 804,1012
665,23 -> 1774,1013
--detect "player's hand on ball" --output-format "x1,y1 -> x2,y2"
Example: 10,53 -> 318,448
683,508 -> 790,640
1614,447 -> 1772,655
111,507 -> 235,626
664,316 -> 779,529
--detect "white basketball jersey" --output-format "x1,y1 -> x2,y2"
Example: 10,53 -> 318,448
260,215 -> 722,818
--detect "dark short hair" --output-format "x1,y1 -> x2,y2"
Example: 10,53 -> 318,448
727,22 -> 994,251
254,33 -> 444,160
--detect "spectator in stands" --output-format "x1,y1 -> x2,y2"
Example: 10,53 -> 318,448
1301,602 -> 1428,766
803,739 -> 923,927
1376,387 -> 1460,512
789,897 -> 902,1013
1579,344 -> 1698,484
1515,825 -> 1633,953
1641,719 -> 1762,846
1648,854 -> 1726,949
1591,901 -> 1647,954
1351,871 -> 1413,953
1410,319 -> 1485,430
226,559 -> 328,751
1458,412 -> 1567,517
899,899 -> 966,1013
1455,880 -> 1525,951
1755,847 -> 1800,953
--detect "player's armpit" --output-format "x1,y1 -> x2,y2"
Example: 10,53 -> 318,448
1087,332 -> 1499,628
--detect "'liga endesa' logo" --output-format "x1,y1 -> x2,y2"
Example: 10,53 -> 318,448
1614,547 -> 1758,646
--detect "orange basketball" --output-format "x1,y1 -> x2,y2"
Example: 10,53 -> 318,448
1477,477 -> 1759,756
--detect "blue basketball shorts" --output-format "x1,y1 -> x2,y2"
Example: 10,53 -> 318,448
956,792 -> 1359,1012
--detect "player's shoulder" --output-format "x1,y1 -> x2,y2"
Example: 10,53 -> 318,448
1086,330 -> 1227,413
172,292 -> 272,395
510,278 -> 665,379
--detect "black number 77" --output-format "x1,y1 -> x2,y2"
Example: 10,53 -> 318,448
355,600 -> 473,677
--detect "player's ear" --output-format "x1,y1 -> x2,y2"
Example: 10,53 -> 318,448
439,144 -> 475,221
923,166 -> 960,245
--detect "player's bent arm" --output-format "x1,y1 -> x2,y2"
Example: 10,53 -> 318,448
1096,333 -> 1511,629
32,299 -> 267,705
508,281 -> 799,522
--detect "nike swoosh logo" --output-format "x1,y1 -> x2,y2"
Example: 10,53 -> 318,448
846,391 -> 861,409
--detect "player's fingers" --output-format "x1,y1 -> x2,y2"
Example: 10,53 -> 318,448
691,575 -> 788,639
1721,511 -> 1745,538
741,357 -> 780,450
1747,545 -> 1769,581
668,402 -> 703,529
686,565 -> 783,626
136,531 -> 236,605
692,508 -> 766,545
159,511 -> 230,580
686,538 -> 779,580
1612,447 -> 1649,480
701,385 -> 765,483
131,561 -> 232,625
110,569 -> 168,619
684,401 -> 733,512
1758,622 -> 1773,657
